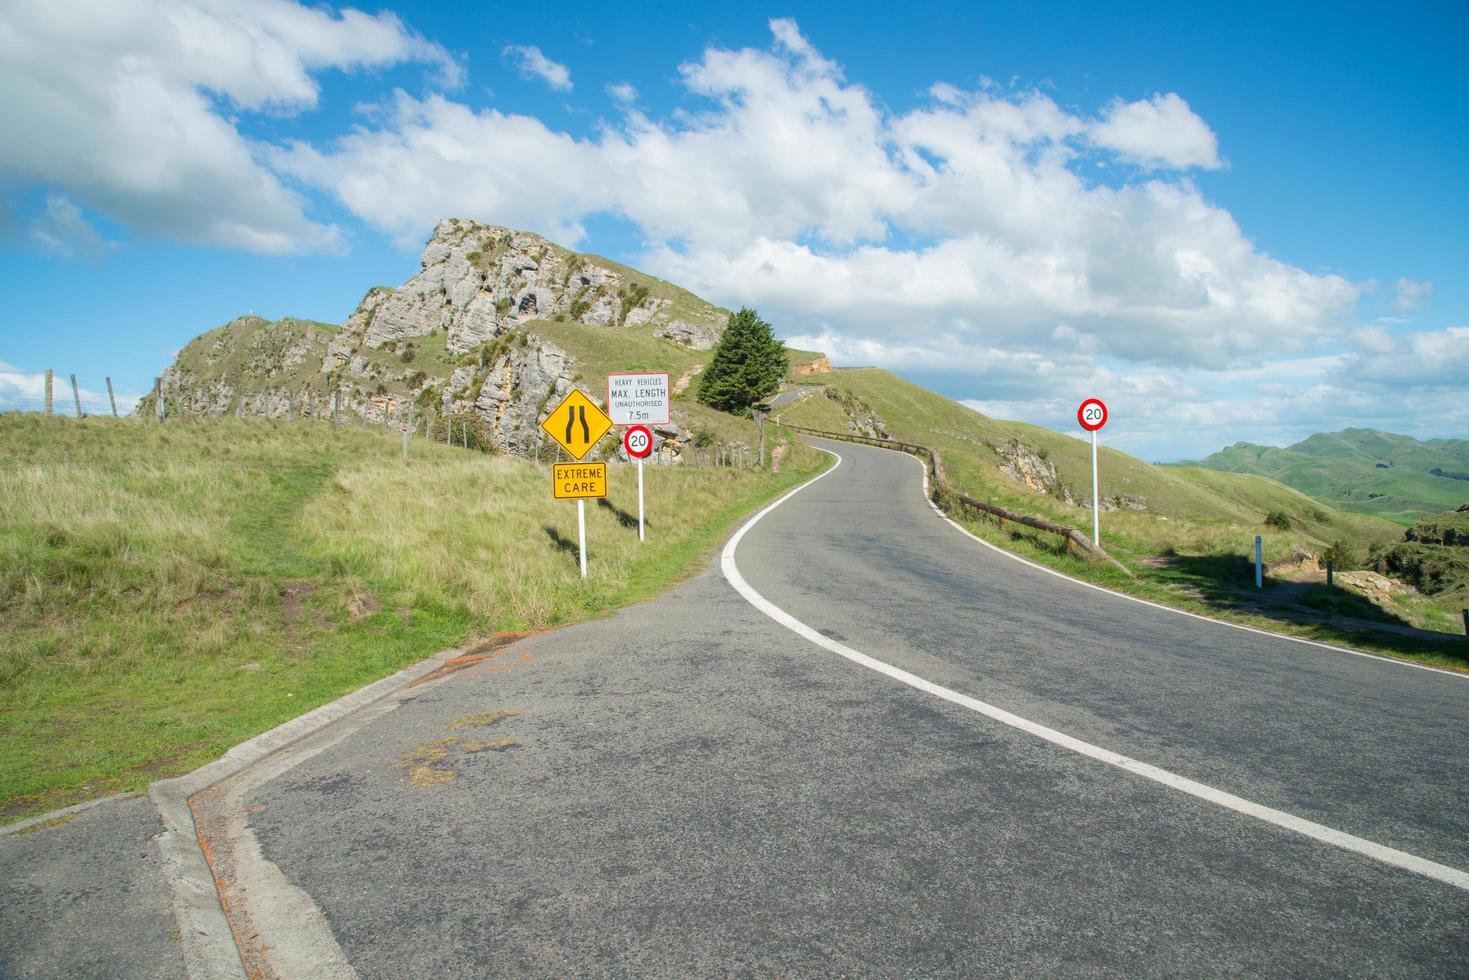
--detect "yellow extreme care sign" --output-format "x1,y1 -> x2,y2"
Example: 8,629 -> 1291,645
552,461 -> 607,500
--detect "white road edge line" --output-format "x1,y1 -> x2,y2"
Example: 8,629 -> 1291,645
721,447 -> 1469,893
897,449 -> 1467,680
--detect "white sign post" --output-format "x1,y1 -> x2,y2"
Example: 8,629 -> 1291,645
623,424 -> 654,542
607,373 -> 670,426
1078,398 -> 1108,547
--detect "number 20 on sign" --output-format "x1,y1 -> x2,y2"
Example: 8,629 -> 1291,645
1078,398 -> 1107,547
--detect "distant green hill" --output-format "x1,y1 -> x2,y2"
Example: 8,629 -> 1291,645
1181,428 -> 1469,526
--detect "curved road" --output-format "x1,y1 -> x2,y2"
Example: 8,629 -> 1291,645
216,438 -> 1466,975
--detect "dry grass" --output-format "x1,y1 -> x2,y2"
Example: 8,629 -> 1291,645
0,413 -> 826,820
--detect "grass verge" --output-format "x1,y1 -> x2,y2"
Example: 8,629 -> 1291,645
0,414 -> 825,820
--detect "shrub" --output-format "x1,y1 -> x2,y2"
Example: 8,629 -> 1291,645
615,282 -> 651,327
1264,509 -> 1292,530
1323,540 -> 1356,570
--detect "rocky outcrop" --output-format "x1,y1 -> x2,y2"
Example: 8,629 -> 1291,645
791,354 -> 832,376
330,219 -> 722,356
137,219 -> 736,464
996,439 -> 1075,505
1079,492 -> 1149,512
821,387 -> 889,440
655,318 -> 722,351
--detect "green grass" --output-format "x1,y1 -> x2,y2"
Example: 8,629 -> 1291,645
526,317 -> 706,396
1184,428 -> 1469,526
0,414 -> 826,821
776,369 -> 1468,668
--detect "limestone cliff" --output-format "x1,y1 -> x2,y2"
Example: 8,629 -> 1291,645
137,219 -> 733,461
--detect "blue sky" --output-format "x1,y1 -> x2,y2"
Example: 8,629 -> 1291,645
1,0 -> 1465,460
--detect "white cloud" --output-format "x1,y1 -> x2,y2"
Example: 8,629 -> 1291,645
280,20 -> 1353,372
28,195 -> 116,258
1340,325 -> 1469,389
606,81 -> 637,104
0,0 -> 456,253
1348,326 -> 1397,354
954,348 -> 1467,463
503,44 -> 572,91
272,92 -> 609,248
1393,276 -> 1432,312
1089,93 -> 1223,170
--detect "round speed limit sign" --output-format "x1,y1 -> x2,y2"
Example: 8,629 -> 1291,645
623,424 -> 654,459
1077,398 -> 1108,432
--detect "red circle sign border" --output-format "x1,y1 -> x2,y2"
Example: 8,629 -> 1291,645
1078,398 -> 1108,431
623,424 -> 654,459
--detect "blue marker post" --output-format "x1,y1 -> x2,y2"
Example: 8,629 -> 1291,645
1255,535 -> 1263,589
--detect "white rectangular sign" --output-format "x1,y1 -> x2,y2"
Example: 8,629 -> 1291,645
606,372 -> 670,425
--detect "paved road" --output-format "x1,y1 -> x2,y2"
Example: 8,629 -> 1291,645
0,795 -> 187,980
212,441 -> 1469,973
767,387 -> 812,413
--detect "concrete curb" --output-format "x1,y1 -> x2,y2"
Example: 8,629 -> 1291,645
0,791 -> 138,837
148,645 -> 467,979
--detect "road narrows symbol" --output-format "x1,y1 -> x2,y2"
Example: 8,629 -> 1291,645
540,389 -> 612,460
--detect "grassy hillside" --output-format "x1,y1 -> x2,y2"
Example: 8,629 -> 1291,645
776,370 -> 1467,666
1371,505 -> 1469,604
0,414 -> 824,821
1185,428 -> 1469,525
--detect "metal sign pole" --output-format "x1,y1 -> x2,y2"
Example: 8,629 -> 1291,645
637,457 -> 645,542
577,499 -> 587,578
1091,428 -> 1100,547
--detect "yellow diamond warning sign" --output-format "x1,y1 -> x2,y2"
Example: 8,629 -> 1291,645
540,388 -> 613,460
552,461 -> 607,499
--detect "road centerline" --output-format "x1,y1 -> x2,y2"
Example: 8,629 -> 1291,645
721,446 -> 1469,893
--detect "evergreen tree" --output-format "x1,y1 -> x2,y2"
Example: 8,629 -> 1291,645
696,307 -> 788,414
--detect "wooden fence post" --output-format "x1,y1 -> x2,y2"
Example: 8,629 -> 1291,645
332,389 -> 340,425
70,374 -> 83,418
154,377 -> 164,421
44,369 -> 53,415
105,377 -> 118,417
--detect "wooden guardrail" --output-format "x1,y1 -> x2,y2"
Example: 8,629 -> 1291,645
774,421 -> 1133,575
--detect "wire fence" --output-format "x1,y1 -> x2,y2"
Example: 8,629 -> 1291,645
6,372 -> 764,469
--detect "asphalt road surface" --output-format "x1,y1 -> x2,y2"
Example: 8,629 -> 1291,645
164,440 -> 1469,974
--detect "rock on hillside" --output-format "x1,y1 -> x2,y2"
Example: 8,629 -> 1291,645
323,218 -> 725,362
137,219 -> 731,460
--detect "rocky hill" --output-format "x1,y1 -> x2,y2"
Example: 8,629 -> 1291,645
138,219 -> 732,460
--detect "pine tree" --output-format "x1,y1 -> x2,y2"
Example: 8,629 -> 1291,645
696,307 -> 787,415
